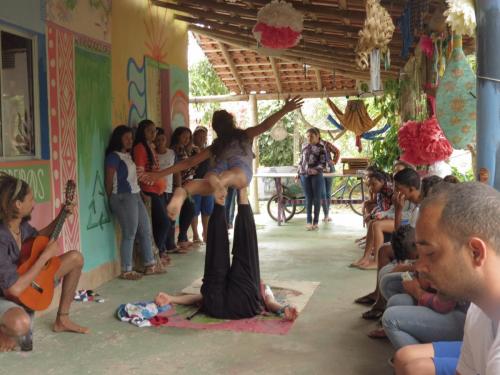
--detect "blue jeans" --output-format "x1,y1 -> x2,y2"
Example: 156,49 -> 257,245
144,192 -> 171,253
381,293 -> 466,350
380,272 -> 406,300
300,174 -> 325,225
322,177 -> 333,217
110,193 -> 155,272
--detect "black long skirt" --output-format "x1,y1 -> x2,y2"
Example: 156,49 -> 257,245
200,203 -> 263,319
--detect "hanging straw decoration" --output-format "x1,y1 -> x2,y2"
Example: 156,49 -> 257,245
355,0 -> 395,71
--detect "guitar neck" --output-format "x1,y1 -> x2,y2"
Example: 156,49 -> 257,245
49,208 -> 68,241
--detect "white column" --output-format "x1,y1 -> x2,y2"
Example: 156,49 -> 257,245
248,93 -> 260,213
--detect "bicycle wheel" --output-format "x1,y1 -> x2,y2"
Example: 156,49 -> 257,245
267,194 -> 296,222
348,182 -> 366,216
294,196 -> 306,214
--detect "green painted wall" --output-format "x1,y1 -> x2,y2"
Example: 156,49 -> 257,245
75,46 -> 116,271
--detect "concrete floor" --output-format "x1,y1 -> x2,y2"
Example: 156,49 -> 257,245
0,207 -> 393,375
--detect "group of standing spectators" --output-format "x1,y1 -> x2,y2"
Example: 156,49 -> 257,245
104,120 -> 216,280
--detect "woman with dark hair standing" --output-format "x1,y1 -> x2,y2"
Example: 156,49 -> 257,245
297,127 -> 328,230
105,125 -> 161,279
132,119 -> 171,264
170,126 -> 197,250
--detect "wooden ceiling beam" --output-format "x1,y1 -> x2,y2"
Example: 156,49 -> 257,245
190,90 -> 361,104
216,41 -> 246,94
315,69 -> 323,91
269,57 -> 283,94
190,26 -> 397,80
174,13 -> 365,49
192,26 -> 402,74
153,0 -> 368,35
242,0 -> 404,18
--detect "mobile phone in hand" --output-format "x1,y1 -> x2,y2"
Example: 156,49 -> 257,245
401,271 -> 413,281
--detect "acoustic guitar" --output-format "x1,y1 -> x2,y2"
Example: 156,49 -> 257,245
16,180 -> 76,311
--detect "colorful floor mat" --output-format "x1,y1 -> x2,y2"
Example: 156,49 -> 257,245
159,279 -> 319,335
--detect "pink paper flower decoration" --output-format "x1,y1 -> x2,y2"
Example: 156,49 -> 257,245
398,117 -> 453,165
253,0 -> 303,50
419,35 -> 434,59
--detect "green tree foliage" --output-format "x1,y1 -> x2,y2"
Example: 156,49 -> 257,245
257,101 -> 297,166
189,59 -> 229,125
370,79 -> 402,171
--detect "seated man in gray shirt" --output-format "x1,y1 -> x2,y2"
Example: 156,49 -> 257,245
0,173 -> 88,352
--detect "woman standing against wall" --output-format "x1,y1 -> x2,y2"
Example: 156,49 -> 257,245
133,119 -> 171,261
105,125 -> 162,279
170,126 -> 197,250
297,127 -> 328,231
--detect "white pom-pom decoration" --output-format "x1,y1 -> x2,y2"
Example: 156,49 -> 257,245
443,0 -> 476,36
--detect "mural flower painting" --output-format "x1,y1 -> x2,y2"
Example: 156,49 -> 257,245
252,0 -> 303,50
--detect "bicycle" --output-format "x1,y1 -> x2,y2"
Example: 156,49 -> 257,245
267,176 -> 367,222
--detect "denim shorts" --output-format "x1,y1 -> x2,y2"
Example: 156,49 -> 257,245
210,159 -> 253,184
192,194 -> 215,216
432,341 -> 462,375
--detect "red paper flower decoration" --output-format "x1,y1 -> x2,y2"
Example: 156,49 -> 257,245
398,117 -> 453,165
252,0 -> 303,50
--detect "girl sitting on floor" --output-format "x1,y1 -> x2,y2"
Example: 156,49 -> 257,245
148,96 -> 303,217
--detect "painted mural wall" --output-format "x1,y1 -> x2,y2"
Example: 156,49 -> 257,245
111,0 -> 189,143
0,0 -> 189,276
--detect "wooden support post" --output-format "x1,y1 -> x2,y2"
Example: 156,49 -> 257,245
476,0 -> 500,188
248,93 -> 260,213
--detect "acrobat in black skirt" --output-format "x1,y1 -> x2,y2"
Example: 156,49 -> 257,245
200,203 -> 264,319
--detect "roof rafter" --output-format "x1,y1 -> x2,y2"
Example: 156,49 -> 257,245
216,41 -> 246,94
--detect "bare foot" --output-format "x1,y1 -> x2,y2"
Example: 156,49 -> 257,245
167,188 -> 187,220
358,260 -> 377,270
350,257 -> 369,267
0,331 -> 16,352
53,315 -> 89,334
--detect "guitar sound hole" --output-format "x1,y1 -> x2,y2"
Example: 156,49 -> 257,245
31,282 -> 44,294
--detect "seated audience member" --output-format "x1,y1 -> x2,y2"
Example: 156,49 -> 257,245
361,175 -> 443,319
352,171 -> 394,269
380,271 -> 467,349
362,225 -> 417,323
394,341 -> 462,375
414,182 -> 500,375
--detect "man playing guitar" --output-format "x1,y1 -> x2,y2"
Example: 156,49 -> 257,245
0,173 -> 88,352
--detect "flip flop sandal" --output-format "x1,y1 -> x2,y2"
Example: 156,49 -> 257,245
367,328 -> 387,339
119,271 -> 143,280
354,295 -> 376,305
143,265 -> 167,275
362,308 -> 384,320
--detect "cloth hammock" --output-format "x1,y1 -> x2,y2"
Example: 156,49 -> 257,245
327,98 -> 383,136
327,98 -> 385,151
327,115 -> 390,140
